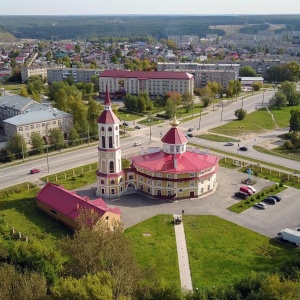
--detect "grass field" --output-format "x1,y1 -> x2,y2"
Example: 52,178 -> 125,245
210,108 -> 276,137
0,183 -> 70,247
126,215 -> 300,289
116,111 -> 143,121
125,215 -> 180,285
1,83 -> 25,95
198,133 -> 239,143
40,162 -> 98,190
270,106 -> 294,128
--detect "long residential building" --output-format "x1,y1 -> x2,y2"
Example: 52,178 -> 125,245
20,64 -> 47,83
99,70 -> 194,97
157,62 -> 240,88
47,67 -> 102,84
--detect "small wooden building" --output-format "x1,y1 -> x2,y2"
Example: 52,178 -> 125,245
36,183 -> 121,230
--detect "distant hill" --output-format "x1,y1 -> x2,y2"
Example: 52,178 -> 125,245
0,30 -> 16,42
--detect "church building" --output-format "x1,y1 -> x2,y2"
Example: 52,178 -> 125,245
96,87 -> 219,200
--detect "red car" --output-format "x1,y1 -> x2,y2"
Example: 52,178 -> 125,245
30,169 -> 40,174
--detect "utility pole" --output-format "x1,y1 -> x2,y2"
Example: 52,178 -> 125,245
21,140 -> 25,162
235,81 -> 238,102
241,97 -> 244,107
262,89 -> 265,106
87,123 -> 90,145
220,104 -> 224,124
149,115 -> 152,143
198,110 -> 202,131
46,146 -> 49,173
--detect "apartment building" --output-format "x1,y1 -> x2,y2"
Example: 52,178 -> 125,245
20,65 -> 48,83
99,70 -> 194,97
47,67 -> 102,84
3,105 -> 73,143
157,62 -> 240,88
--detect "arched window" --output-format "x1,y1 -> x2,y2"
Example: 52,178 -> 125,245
111,179 -> 115,184
101,179 -> 104,184
115,126 -> 118,130
129,175 -> 134,180
101,127 -> 104,131
120,177 -> 123,182
108,127 -> 112,132
101,161 -> 106,173
109,161 -> 114,173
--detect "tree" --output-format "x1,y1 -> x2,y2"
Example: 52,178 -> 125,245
269,91 -> 287,109
60,220 -> 140,299
30,132 -> 45,154
0,263 -> 47,300
75,43 -> 81,54
87,98 -> 102,137
46,50 -> 52,61
279,81 -> 300,106
182,91 -> 193,113
234,108 -> 247,120
252,82 -> 263,91
70,98 -> 88,134
239,65 -> 258,77
20,87 -> 29,97
289,109 -> 300,133
6,133 -> 27,159
50,272 -> 114,300
54,88 -> 69,112
49,128 -> 65,149
226,80 -> 242,98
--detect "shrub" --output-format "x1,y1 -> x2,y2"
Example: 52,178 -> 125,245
279,182 -> 284,187
261,192 -> 265,197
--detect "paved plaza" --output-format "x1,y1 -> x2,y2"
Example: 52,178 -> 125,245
76,167 -> 299,239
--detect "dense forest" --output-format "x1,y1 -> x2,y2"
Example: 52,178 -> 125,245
0,15 -> 300,40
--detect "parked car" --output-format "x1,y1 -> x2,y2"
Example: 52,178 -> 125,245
239,146 -> 248,151
240,186 -> 253,196
263,197 -> 277,205
254,202 -> 266,209
123,122 -> 129,126
235,191 -> 249,200
269,195 -> 281,202
224,142 -> 234,146
187,133 -> 194,138
188,128 -> 193,132
134,142 -> 141,146
295,227 -> 300,232
247,185 -> 256,193
135,125 -> 141,129
30,169 -> 40,174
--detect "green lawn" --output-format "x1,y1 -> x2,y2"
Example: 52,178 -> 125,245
0,183 -> 70,247
270,106 -> 294,128
184,215 -> 298,289
197,133 -> 239,143
138,117 -> 166,126
1,83 -> 25,95
116,111 -> 143,121
40,163 -> 98,190
126,215 -> 300,290
210,108 -> 276,137
125,215 -> 180,285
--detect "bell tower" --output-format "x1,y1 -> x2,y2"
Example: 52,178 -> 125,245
96,86 -> 124,198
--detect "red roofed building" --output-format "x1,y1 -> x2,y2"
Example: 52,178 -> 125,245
129,117 -> 219,200
37,183 -> 121,230
99,70 -> 194,98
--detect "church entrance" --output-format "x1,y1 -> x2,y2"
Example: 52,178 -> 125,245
126,183 -> 136,192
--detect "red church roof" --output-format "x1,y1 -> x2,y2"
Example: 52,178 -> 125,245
161,127 -> 188,144
37,183 -> 121,220
104,84 -> 112,106
132,150 -> 219,174
97,110 -> 120,124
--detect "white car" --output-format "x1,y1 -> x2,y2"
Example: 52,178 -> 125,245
134,142 -> 141,146
247,186 -> 256,193
254,202 -> 266,209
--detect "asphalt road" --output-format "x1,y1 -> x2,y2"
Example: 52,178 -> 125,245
4,89 -> 297,192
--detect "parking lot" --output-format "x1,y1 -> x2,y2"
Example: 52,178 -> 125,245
77,167 -> 300,238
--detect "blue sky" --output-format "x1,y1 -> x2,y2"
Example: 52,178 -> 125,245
1,0 -> 300,15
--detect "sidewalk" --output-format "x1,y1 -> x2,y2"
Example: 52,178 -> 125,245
173,214 -> 193,291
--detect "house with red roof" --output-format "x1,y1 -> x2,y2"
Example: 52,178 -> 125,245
37,183 -> 121,230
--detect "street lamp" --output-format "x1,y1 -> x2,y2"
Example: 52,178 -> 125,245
148,115 -> 152,143
198,110 -> 202,131
220,103 -> 224,124
241,97 -> 244,107
237,139 -> 240,155
262,89 -> 265,106
46,145 -> 50,173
